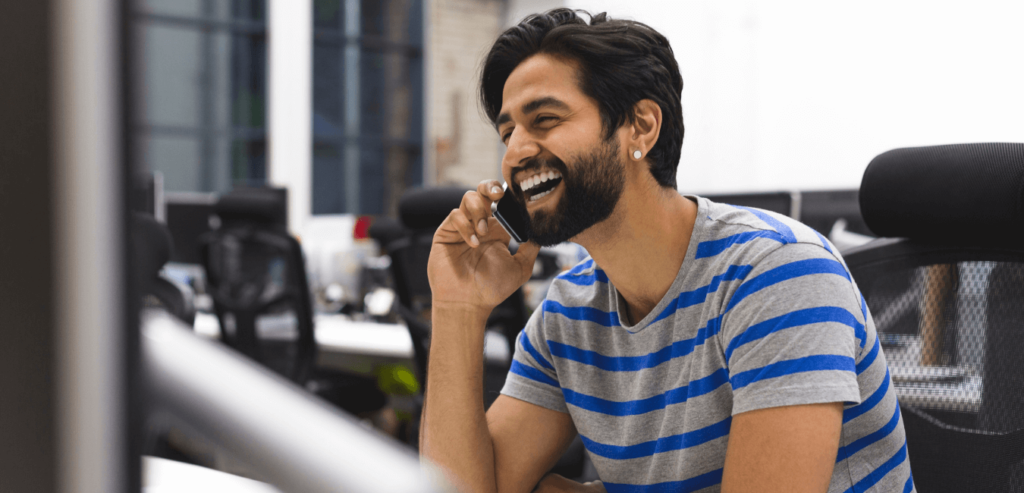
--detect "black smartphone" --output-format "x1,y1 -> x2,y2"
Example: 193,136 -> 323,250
491,182 -> 529,243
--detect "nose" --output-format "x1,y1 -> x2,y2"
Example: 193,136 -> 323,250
502,127 -> 540,175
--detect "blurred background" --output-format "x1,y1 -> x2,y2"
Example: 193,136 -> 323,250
137,0 -> 1024,209
2,1 -> 1022,491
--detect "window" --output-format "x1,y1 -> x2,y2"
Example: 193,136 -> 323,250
134,0 -> 268,193
312,0 -> 425,215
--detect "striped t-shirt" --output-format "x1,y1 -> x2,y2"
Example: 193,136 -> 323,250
501,196 -> 914,493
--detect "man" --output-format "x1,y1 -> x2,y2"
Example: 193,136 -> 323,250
422,9 -> 912,493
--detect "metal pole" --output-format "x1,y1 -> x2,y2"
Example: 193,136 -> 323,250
142,310 -> 446,493
53,0 -> 130,491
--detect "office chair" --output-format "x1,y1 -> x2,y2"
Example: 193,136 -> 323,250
845,143 -> 1024,493
199,187 -> 317,384
199,187 -> 386,416
132,212 -> 196,325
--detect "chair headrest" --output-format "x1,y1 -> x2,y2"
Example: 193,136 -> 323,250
398,186 -> 471,231
367,216 -> 407,246
859,143 -> 1024,243
216,187 -> 288,226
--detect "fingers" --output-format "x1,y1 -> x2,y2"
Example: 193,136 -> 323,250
512,240 -> 541,279
460,189 -> 496,243
437,181 -> 506,249
442,208 -> 480,247
483,217 -> 511,244
477,179 -> 504,202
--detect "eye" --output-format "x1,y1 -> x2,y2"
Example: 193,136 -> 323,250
535,115 -> 557,125
501,129 -> 513,144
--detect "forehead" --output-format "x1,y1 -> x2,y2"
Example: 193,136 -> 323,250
499,54 -> 587,118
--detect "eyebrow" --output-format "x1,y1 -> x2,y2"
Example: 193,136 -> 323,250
495,96 -> 570,128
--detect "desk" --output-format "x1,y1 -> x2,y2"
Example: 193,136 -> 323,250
893,374 -> 982,413
885,335 -> 983,413
193,312 -> 511,376
143,456 -> 281,493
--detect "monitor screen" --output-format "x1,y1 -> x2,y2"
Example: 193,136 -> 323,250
165,192 -> 217,265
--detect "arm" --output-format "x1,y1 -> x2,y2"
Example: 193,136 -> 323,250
719,243 -> 865,491
422,307 -> 579,492
721,402 -> 843,493
421,180 -> 582,492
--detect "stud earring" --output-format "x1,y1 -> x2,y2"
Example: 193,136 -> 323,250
633,149 -> 642,160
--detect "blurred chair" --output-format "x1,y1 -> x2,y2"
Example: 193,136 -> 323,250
199,187 -> 316,383
132,212 -> 196,325
845,143 -> 1024,493
198,187 -> 385,416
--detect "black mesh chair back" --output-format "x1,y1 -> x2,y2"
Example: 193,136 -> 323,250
846,143 -> 1024,493
199,187 -> 316,384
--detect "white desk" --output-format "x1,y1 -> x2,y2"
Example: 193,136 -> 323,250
885,336 -> 983,412
194,312 -> 511,376
143,456 -> 281,493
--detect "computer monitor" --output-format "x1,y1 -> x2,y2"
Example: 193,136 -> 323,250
131,171 -> 165,220
165,192 -> 218,265
703,191 -> 795,218
800,190 -> 871,237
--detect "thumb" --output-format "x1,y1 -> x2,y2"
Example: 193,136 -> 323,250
512,240 -> 541,280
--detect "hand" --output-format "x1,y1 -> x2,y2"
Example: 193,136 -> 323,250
428,179 -> 541,312
533,473 -> 606,493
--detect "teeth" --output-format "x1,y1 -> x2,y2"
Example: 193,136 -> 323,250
530,188 -> 553,201
520,171 -> 562,192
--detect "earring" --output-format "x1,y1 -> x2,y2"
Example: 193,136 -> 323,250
633,149 -> 642,160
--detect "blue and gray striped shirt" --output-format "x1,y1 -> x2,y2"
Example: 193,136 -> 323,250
501,196 -> 913,493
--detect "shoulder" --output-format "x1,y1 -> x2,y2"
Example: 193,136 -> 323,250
694,198 -> 861,315
696,197 -> 841,269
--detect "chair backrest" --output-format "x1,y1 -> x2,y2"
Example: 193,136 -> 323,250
132,212 -> 196,325
845,143 -> 1024,493
199,187 -> 316,384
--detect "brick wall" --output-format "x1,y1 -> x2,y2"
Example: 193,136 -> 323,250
427,0 -> 505,188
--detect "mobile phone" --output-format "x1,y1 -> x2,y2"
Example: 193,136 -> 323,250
491,182 -> 529,243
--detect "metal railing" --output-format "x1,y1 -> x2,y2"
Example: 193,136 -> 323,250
142,310 -> 445,493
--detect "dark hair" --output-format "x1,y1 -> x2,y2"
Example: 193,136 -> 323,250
480,9 -> 684,188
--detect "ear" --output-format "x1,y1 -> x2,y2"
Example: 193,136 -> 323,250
627,99 -> 662,162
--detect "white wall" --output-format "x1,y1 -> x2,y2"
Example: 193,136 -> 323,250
504,0 -> 566,27
564,0 -> 1024,194
268,0 -> 312,234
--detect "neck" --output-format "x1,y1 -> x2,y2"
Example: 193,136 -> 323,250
574,177 -> 698,324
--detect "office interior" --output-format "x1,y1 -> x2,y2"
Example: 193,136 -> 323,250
1,1 -> 1023,492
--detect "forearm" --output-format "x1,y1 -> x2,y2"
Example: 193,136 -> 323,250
421,304 -> 498,492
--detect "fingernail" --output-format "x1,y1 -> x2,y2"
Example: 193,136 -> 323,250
491,186 -> 501,195
477,219 -> 488,234
470,234 -> 479,247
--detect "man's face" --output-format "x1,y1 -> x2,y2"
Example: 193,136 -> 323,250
497,54 -> 627,246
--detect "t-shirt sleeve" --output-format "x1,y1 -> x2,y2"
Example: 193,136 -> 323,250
720,242 -> 866,416
500,308 -> 568,413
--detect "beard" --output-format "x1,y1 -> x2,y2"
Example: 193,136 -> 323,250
516,139 -> 625,247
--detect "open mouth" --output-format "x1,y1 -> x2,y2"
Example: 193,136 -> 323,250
519,172 -> 563,202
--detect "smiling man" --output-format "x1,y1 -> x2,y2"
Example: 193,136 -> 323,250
422,9 -> 912,493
